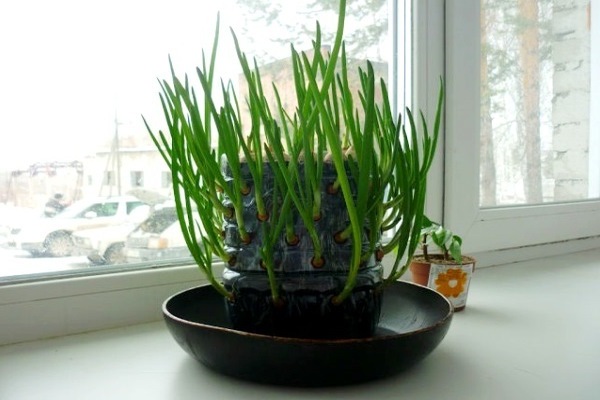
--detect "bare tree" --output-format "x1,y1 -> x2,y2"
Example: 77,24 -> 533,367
518,0 -> 543,203
234,0 -> 387,63
480,4 -> 497,207
480,0 -> 553,205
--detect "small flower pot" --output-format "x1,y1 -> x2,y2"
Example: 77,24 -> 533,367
409,255 -> 476,311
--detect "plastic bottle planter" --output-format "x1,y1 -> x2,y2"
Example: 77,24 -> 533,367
221,159 -> 383,339
409,255 -> 476,311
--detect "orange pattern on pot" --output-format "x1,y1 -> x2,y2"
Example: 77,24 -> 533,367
434,268 -> 467,298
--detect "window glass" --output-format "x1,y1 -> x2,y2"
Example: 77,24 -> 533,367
480,0 -> 596,207
0,0 -> 392,281
126,201 -> 146,214
130,171 -> 144,188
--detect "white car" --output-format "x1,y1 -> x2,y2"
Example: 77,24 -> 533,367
13,196 -> 148,257
71,205 -> 151,265
125,206 -> 193,263
0,205 -> 39,248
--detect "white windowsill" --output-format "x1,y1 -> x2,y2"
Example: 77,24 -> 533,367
2,236 -> 599,347
1,248 -> 599,399
0,264 -> 207,345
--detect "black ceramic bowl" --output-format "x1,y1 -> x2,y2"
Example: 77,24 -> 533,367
163,281 -> 453,387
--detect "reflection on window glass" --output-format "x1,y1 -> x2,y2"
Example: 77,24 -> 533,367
138,207 -> 178,234
0,0 -> 391,280
480,0 -> 596,207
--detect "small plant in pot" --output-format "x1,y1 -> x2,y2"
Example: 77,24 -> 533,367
145,0 -> 444,339
410,217 -> 476,311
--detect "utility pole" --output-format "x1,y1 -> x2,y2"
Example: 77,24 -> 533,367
100,112 -> 123,197
114,112 -> 122,196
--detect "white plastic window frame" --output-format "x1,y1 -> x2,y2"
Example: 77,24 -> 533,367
443,0 -> 600,266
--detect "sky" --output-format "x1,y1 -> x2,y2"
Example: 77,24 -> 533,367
0,0 -> 244,169
0,0 -> 384,170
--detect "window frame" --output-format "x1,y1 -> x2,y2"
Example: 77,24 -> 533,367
413,0 -> 445,224
2,0 -> 597,346
0,0 -> 408,345
0,263 -> 207,345
443,0 -> 600,264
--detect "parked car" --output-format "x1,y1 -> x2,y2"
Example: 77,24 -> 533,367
12,196 -> 148,257
0,205 -> 39,248
125,206 -> 193,263
71,205 -> 151,265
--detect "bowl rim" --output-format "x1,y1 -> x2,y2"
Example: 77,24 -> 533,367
162,280 -> 454,345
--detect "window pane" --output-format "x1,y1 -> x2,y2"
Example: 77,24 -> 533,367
480,0 -> 596,207
0,0 -> 391,280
